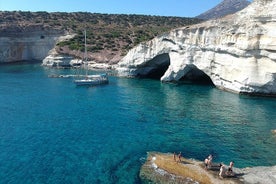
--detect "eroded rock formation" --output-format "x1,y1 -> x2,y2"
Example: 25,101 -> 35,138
116,0 -> 276,96
0,26 -> 64,63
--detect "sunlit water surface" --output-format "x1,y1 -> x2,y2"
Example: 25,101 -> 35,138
0,62 -> 275,183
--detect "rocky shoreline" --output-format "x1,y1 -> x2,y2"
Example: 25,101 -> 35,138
140,152 -> 276,184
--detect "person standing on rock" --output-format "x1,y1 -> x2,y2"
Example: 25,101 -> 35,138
219,164 -> 226,179
178,152 -> 182,163
204,158 -> 209,169
204,154 -> 213,169
208,154 -> 213,166
227,161 -> 234,175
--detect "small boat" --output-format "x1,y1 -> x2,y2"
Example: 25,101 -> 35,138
74,74 -> 108,86
73,30 -> 109,86
48,74 -> 73,78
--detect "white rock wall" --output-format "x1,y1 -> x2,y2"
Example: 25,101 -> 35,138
116,0 -> 276,95
0,31 -> 64,63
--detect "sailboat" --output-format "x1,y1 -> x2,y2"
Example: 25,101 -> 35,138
74,30 -> 109,86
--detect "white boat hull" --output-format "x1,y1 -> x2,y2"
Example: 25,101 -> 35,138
74,74 -> 108,86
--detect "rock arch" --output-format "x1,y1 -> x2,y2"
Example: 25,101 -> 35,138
178,65 -> 214,85
117,0 -> 276,96
136,53 -> 170,79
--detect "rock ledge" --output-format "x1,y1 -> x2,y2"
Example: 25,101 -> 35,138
140,152 -> 276,184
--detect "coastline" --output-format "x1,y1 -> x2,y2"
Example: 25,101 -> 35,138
140,152 -> 276,184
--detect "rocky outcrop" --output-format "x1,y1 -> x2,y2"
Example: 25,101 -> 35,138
196,0 -> 251,20
116,0 -> 276,96
42,34 -> 113,69
41,34 -> 82,67
140,152 -> 276,184
0,26 -> 65,63
42,49 -> 112,70
41,52 -> 81,68
42,50 -> 113,70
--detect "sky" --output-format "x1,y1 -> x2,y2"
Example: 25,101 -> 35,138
0,0 -> 229,17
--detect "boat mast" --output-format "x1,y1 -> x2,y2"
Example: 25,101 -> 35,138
84,30 -> 88,76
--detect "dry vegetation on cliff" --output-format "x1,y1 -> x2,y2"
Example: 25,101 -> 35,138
0,11 -> 202,63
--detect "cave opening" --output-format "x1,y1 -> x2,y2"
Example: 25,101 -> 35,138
179,65 -> 215,86
139,53 -> 170,80
136,54 -> 214,86
145,62 -> 170,79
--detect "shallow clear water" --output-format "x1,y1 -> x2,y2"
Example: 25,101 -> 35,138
0,62 -> 275,183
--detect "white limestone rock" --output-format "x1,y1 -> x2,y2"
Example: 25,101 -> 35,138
0,30 -> 65,63
41,34 -> 78,67
42,53 -> 80,68
87,62 -> 111,70
241,165 -> 276,184
116,0 -> 276,96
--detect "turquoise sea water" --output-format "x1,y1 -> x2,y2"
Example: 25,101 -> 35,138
0,62 -> 275,183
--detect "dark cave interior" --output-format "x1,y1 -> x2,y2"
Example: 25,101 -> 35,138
139,55 -> 214,86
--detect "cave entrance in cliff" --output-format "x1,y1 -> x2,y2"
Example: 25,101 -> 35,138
179,65 -> 214,86
141,53 -> 170,80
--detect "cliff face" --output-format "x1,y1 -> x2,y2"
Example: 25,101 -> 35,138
0,26 -> 64,63
116,0 -> 276,96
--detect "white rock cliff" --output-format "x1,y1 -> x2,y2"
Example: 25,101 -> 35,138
116,0 -> 276,96
41,34 -> 80,67
0,29 -> 64,63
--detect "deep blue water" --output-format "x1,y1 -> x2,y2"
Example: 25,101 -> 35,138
0,62 -> 275,183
